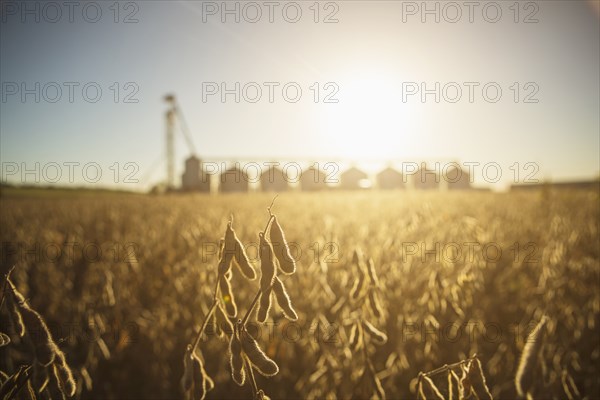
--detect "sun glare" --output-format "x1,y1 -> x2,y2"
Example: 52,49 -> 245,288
319,70 -> 419,161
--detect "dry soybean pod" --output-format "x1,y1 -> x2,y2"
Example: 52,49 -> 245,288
272,277 -> 298,321
366,258 -> 379,287
515,316 -> 548,398
467,358 -> 492,400
217,222 -> 239,277
5,291 -> 25,337
18,304 -> 57,366
193,352 -> 214,392
234,243 -> 256,280
6,279 -> 26,337
215,302 -> 234,336
240,329 -> 279,376
259,233 -> 277,293
0,365 -> 32,400
367,289 -> 383,319
459,363 -> 472,399
269,216 -> 296,275
447,370 -> 454,400
229,324 -> 245,386
362,320 -> 388,345
419,374 -> 444,400
348,322 -> 362,352
219,275 -> 238,318
227,222 -> 256,280
54,348 -> 76,397
217,251 -> 234,277
204,373 -> 215,392
192,356 -> 208,400
181,345 -> 194,393
256,290 -> 272,324
350,268 -> 366,300
47,364 -> 67,400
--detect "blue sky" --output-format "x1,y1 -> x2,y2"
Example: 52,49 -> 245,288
1,1 -> 598,190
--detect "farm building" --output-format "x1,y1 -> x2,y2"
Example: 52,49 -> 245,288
414,166 -> 439,190
260,166 -> 289,192
300,167 -> 328,191
220,166 -> 249,193
445,166 -> 471,190
340,167 -> 369,190
181,156 -> 210,192
376,167 -> 405,190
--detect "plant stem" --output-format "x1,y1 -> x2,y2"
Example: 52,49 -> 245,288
241,290 -> 262,327
0,266 -> 15,311
262,216 -> 274,237
360,321 -> 373,374
191,278 -> 220,353
245,356 -> 259,398
423,354 -> 478,377
240,273 -> 287,327
414,374 -> 423,400
267,195 -> 278,216
242,210 -> 276,327
191,302 -> 217,353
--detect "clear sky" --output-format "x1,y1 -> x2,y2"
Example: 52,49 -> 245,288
1,1 -> 599,190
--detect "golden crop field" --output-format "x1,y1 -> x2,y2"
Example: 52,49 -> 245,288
0,189 -> 598,400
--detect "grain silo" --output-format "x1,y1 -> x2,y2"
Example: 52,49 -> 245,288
220,166 -> 249,193
260,165 -> 289,192
340,167 -> 369,190
376,167 -> 405,190
181,155 -> 210,192
445,166 -> 471,190
300,166 -> 328,191
414,166 -> 439,190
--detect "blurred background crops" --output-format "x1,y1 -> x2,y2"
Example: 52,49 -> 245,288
1,189 -> 598,399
